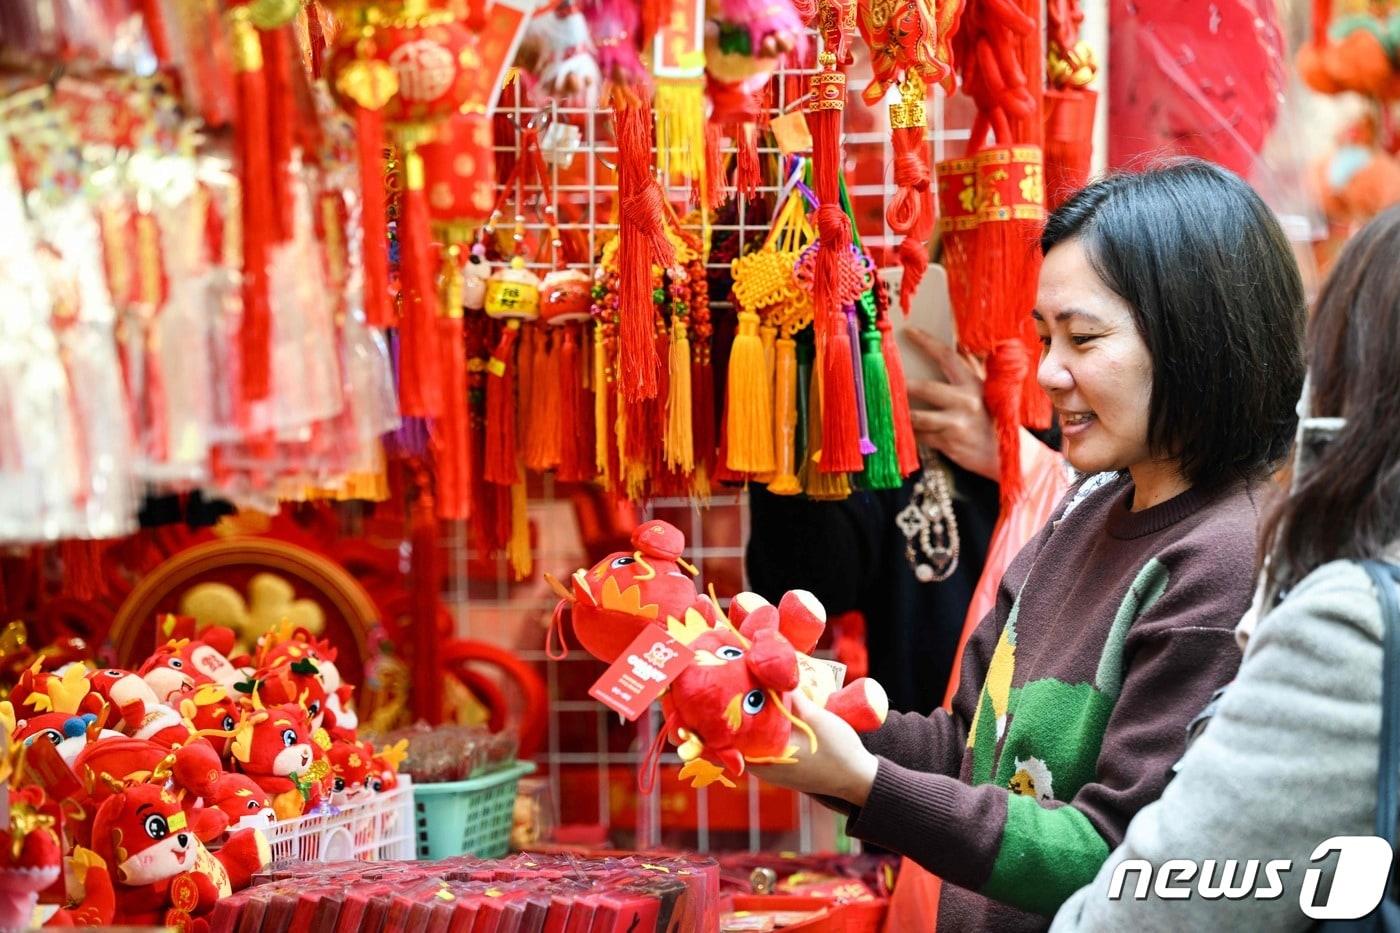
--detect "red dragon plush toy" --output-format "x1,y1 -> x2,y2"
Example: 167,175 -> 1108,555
656,601 -> 888,789
86,781 -> 268,927
545,520 -> 721,661
550,520 -> 891,790
229,702 -> 326,820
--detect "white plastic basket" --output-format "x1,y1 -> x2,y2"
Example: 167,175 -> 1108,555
257,775 -> 417,864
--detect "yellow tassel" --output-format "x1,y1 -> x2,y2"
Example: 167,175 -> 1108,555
594,324 -> 610,484
725,310 -> 776,473
654,80 -> 707,182
753,323 -> 779,483
665,318 -> 694,472
767,336 -> 802,495
801,356 -> 851,500
507,479 -> 532,580
691,461 -> 712,501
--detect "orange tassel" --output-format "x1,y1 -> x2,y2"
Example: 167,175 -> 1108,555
397,149 -> 446,418
484,320 -> 522,485
557,324 -> 589,482
767,335 -> 802,494
702,122 -> 729,209
525,327 -> 563,472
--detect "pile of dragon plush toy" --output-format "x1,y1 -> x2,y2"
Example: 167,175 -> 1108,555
0,616 -> 406,929
548,520 -> 889,791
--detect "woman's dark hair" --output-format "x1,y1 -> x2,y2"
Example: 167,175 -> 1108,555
1041,158 -> 1306,490
1261,205 -> 1400,592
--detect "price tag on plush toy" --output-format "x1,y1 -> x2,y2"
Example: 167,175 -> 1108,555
589,630 -> 695,722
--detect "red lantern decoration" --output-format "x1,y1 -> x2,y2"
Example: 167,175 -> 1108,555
328,4 -> 482,420
418,110 -> 496,245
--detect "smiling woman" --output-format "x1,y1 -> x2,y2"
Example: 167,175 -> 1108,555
748,159 -> 1307,932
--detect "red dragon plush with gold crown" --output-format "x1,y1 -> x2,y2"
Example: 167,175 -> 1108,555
545,519 -> 721,661
229,702 -> 325,820
551,521 -> 890,789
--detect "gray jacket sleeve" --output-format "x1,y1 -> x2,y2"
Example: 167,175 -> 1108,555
1050,559 -> 1383,933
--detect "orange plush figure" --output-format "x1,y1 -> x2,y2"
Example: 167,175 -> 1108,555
84,668 -> 193,747
140,626 -> 246,702
546,520 -> 720,662
255,628 -> 355,734
229,703 -> 324,820
87,782 -> 268,927
658,602 -> 889,789
176,684 -> 243,761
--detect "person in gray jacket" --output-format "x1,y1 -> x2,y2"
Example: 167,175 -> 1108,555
1052,205 -> 1400,931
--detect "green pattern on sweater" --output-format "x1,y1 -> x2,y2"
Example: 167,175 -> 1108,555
981,796 -> 1112,915
971,560 -> 1174,907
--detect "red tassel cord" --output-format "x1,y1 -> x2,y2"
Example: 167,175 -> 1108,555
229,7 -> 273,405
886,80 -> 934,315
260,26 -> 296,242
733,123 -> 762,200
701,122 -> 729,210
612,92 -> 677,403
484,320 -> 522,486
432,310 -> 472,520
556,323 -> 589,483
808,55 -> 862,473
984,338 -> 1028,508
878,317 -> 922,476
355,105 -> 393,327
397,148 -> 446,419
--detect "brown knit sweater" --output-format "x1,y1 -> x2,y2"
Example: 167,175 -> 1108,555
844,473 -> 1262,931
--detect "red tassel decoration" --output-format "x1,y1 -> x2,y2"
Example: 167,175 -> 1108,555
57,540 -> 107,602
613,93 -> 676,403
524,327 -> 563,473
556,324 -> 589,482
886,79 -> 934,315
433,310 -> 472,520
734,123 -> 761,200
355,105 -> 393,327
878,317 -> 922,476
984,339 -> 1028,509
808,54 -> 862,473
260,26 -> 295,242
229,7 -> 273,404
397,148 -> 446,418
702,122 -> 729,209
484,320 -> 522,485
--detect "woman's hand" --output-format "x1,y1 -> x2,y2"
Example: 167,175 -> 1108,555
747,692 -> 881,806
904,328 -> 1000,481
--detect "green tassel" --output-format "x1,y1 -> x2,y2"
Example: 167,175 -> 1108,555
860,328 -> 902,489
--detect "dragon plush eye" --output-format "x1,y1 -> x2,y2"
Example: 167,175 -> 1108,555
24,730 -> 63,748
169,659 -> 184,669
281,728 -> 298,747
222,715 -> 236,732
144,814 -> 169,840
369,778 -> 384,792
333,778 -> 346,793
609,556 -> 636,569
308,701 -> 321,716
715,646 -> 744,661
247,800 -> 261,810
742,690 -> 766,715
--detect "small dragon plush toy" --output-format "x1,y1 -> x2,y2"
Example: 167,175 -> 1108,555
551,520 -> 889,789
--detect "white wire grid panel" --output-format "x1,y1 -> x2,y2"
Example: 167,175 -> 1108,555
445,46 -> 969,853
259,776 -> 417,863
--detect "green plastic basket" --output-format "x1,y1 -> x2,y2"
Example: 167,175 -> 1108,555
412,761 -> 535,859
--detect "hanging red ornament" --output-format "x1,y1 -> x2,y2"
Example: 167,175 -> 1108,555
418,109 -> 497,244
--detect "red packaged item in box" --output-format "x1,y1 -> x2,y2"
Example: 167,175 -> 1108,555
447,891 -> 481,933
591,888 -> 661,933
235,894 -> 268,933
563,892 -> 598,933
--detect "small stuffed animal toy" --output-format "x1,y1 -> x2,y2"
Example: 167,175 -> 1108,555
229,702 -> 326,820
546,520 -> 720,662
206,774 -> 273,830
87,781 -> 268,927
83,667 -> 194,747
255,625 -> 356,736
176,683 -> 242,761
254,662 -> 330,734
657,600 -> 889,789
368,739 -> 407,794
326,738 -> 375,807
150,616 -> 248,690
